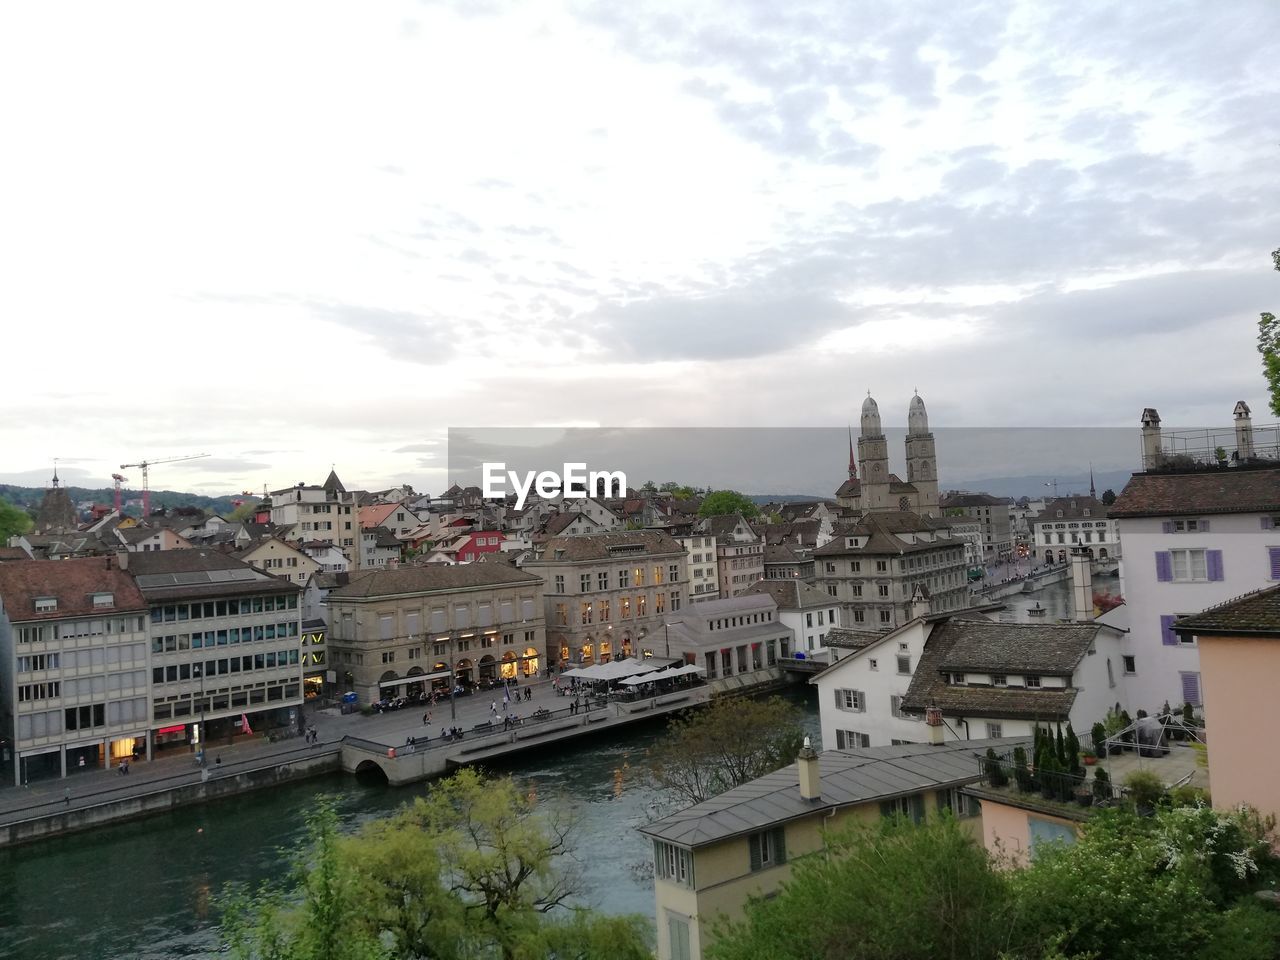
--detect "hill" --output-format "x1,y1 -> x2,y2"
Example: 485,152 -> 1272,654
0,484 -> 252,519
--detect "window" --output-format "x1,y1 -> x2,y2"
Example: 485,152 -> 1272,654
877,584 -> 890,597
669,563 -> 680,582
897,654 -> 911,674
597,571 -> 608,590
619,569 -> 630,589
748,828 -> 786,871
836,729 -> 871,749
985,722 -> 1003,739
879,610 -> 892,624
834,688 -> 864,711
875,560 -> 888,572
579,573 -> 591,593
1122,655 -> 1136,674
991,674 -> 1007,687
34,597 -> 57,613
667,914 -> 692,960
1157,548 -> 1222,582
1180,671 -> 1202,706
937,787 -> 979,818
868,658 -> 878,670
1025,675 -> 1041,688
554,575 -> 565,594
653,841 -> 694,888
880,794 -> 925,824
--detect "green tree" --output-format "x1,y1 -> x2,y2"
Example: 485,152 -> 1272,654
708,814 -> 1016,960
646,697 -> 804,805
0,500 -> 32,541
1258,247 -> 1280,417
227,500 -> 260,523
696,490 -> 759,519
1100,488 -> 1116,506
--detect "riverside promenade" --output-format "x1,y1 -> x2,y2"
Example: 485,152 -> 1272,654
0,673 -> 727,845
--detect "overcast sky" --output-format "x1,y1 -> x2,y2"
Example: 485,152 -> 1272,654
2,1 -> 1278,498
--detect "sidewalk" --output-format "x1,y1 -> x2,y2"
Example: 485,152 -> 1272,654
0,677 -> 568,823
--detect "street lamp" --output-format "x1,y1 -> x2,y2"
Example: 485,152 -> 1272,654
192,665 -> 206,766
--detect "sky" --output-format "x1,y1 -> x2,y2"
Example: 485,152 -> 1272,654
2,1 -> 1278,498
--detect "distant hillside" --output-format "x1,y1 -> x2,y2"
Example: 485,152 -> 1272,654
0,484 -> 252,519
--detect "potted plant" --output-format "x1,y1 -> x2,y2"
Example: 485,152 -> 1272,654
1092,767 -> 1111,804
1091,721 -> 1107,759
1074,783 -> 1094,807
984,747 -> 1009,788
1081,747 -> 1097,766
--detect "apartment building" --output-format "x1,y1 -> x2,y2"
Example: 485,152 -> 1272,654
1032,495 -> 1119,563
660,594 -> 794,683
269,471 -> 360,560
0,558 -> 150,783
701,515 -> 763,598
814,512 -> 968,630
940,493 -> 1013,561
525,531 -> 689,667
233,536 -> 322,585
746,579 -> 841,658
675,533 -> 720,601
325,563 -> 544,703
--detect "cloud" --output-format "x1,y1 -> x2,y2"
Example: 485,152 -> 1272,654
309,302 -> 454,364
392,442 -> 442,453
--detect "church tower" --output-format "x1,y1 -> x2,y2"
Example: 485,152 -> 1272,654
857,394 -> 892,512
904,392 -> 939,517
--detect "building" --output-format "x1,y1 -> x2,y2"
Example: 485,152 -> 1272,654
358,526 -> 403,570
674,533 -> 720,602
700,515 -> 763,598
0,557 -> 150,782
659,594 -> 795,685
357,501 -> 429,540
761,543 -> 815,581
525,531 -> 689,667
639,739 -> 1003,960
834,394 -> 940,517
423,530 -> 506,564
811,603 -> 1127,751
269,471 -> 360,560
813,512 -> 968,630
112,526 -> 194,553
746,579 -> 841,658
940,493 -> 1013,562
232,536 -> 322,585
1110,403 -> 1280,715
325,563 -> 545,703
1173,585 -> 1280,818
127,548 -> 305,757
1031,495 -> 1119,564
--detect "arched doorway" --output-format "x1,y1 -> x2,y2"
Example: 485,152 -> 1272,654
1057,550 -> 1067,564
621,633 -> 633,658
581,640 -> 594,664
599,639 -> 611,664
406,665 -> 425,698
500,650 -> 518,680
455,658 -> 474,688
1099,547 -> 1108,559
478,655 -> 496,683
522,646 -> 540,677
432,662 -> 449,691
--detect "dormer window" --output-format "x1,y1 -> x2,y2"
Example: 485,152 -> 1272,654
92,593 -> 114,609
34,597 -> 56,613
1056,510 -> 1063,518
1082,509 -> 1091,517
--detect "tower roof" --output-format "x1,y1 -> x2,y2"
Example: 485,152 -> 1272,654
860,394 -> 882,437
847,426 -> 857,479
322,469 -> 346,494
908,393 -> 929,435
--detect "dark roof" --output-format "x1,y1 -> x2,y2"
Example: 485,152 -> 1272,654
1032,496 -> 1109,525
639,739 -> 1023,847
531,530 -> 686,563
813,512 -> 956,557
745,578 -> 831,610
126,548 -> 301,599
1172,584 -> 1280,637
372,526 -> 402,549
1110,467 -> 1280,518
701,514 -> 760,541
938,620 -> 1105,674
823,626 -> 885,650
940,493 -> 1007,508
328,562 -> 540,599
0,557 -> 148,622
835,478 -> 861,497
0,546 -> 32,562
900,619 -> 1093,720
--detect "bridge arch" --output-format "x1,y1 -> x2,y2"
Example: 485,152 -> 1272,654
354,759 -> 389,784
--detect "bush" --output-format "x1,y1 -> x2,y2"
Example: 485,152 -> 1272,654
1092,767 -> 1111,802
1124,770 -> 1165,811
1196,901 -> 1280,960
984,747 -> 1009,788
1091,721 -> 1107,755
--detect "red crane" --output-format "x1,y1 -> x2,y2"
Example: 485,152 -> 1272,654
110,473 -> 128,514
118,454 -> 209,516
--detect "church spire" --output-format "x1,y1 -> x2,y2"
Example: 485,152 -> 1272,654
848,426 -> 857,479
1089,464 -> 1096,498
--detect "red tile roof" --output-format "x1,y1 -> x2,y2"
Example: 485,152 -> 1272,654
0,557 -> 147,622
1110,467 -> 1280,518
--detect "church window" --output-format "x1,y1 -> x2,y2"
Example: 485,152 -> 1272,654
899,497 -> 911,511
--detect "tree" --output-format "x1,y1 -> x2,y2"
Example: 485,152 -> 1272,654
696,490 -> 759,519
227,501 -> 260,523
1258,247 -> 1280,417
647,697 -> 805,806
708,814 -> 1017,960
640,480 -> 657,494
0,500 -> 32,541
1100,488 -> 1116,506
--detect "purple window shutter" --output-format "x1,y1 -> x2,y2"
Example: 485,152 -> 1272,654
1269,547 -> 1280,580
1206,549 -> 1224,581
1161,521 -> 1174,534
1155,551 -> 1173,582
1160,614 -> 1177,646
1180,672 -> 1201,706
1263,516 -> 1275,530
1199,519 -> 1210,532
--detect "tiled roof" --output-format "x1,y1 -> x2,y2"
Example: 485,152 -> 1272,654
0,546 -> 32,562
1172,584 -> 1280,636
530,531 -> 686,563
358,503 -> 401,529
835,478 -> 860,497
936,619 -> 1104,674
0,557 -> 148,622
328,562 -> 541,599
1032,496 -> 1109,525
1110,467 -> 1280,518
639,739 -> 1024,847
813,512 -> 957,557
745,578 -> 831,610
822,626 -> 884,649
940,493 -> 1008,508
126,548 -> 301,599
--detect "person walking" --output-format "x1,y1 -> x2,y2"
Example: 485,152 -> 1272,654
63,787 -> 70,806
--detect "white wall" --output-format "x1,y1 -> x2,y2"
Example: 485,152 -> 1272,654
815,621 -> 928,748
1119,513 -> 1278,714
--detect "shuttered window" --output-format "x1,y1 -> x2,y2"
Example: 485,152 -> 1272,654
1180,671 -> 1202,706
1160,614 -> 1177,646
378,615 -> 393,641
429,609 -> 446,633
522,599 -> 535,620
1269,547 -> 1280,580
1155,551 -> 1173,582
748,828 -> 786,872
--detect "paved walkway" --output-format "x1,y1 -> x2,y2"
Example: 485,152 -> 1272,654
0,676 -> 574,822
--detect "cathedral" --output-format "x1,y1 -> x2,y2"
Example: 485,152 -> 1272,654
834,393 -> 940,517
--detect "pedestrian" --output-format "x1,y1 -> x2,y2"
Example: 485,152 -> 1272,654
118,760 -> 126,776
215,755 -> 222,768
423,712 -> 430,726
64,787 -> 70,806
78,756 -> 86,769
490,700 -> 497,716
124,759 -> 130,775
441,726 -> 447,740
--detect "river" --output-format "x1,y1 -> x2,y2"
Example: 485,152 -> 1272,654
0,688 -> 821,960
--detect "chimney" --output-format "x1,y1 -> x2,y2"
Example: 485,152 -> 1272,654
797,736 -> 821,801
909,582 -> 931,620
1140,408 -> 1163,470
114,549 -> 129,571
925,705 -> 945,745
1234,401 -> 1255,460
1070,545 -> 1093,621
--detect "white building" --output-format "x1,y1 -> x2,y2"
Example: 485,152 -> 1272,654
1032,495 -> 1119,564
1111,455 -> 1280,714
746,579 -> 841,658
675,533 -> 720,602
812,611 -> 1128,751
269,471 -> 360,560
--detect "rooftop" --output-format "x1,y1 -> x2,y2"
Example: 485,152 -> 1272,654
1173,584 -> 1280,637
127,549 -> 301,599
1110,466 -> 1280,518
529,530 -> 686,563
327,562 -> 541,599
0,557 -> 148,622
745,578 -> 831,610
640,739 -> 1023,848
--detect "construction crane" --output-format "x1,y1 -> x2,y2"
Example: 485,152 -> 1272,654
118,454 -> 210,517
110,473 -> 128,514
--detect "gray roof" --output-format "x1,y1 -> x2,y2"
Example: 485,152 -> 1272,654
822,626 -> 885,649
1173,584 -> 1280,637
127,548 -> 300,599
813,511 -> 957,558
639,739 -> 1023,847
745,578 -> 831,610
328,562 -> 540,599
938,620 -> 1107,674
677,594 -> 775,618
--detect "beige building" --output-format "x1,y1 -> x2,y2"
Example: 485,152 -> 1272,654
269,470 -> 360,560
675,533 -> 720,601
639,739 -> 998,960
233,536 -> 322,585
814,512 -> 968,630
660,594 -> 794,684
325,564 -> 545,703
701,515 -> 763,598
524,531 -> 689,667
0,557 -> 151,782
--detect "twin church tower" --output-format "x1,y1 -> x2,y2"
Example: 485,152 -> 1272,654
835,393 -> 940,518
